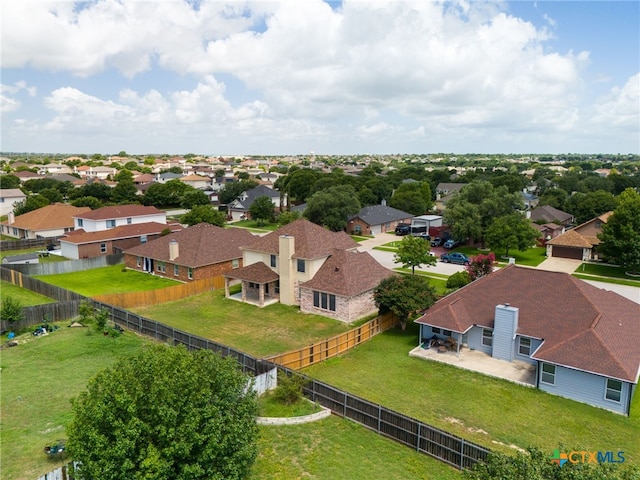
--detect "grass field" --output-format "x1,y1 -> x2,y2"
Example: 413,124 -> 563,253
33,265 -> 180,296
303,324 -> 640,463
1,280 -> 55,305
2,326 -> 460,480
456,246 -> 547,267
131,289 -> 354,357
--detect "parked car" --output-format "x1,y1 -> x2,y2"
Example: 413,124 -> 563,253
431,237 -> 443,247
440,252 -> 470,265
419,233 -> 431,241
395,223 -> 410,236
443,239 -> 459,249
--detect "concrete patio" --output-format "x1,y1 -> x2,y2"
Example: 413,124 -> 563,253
409,345 -> 537,387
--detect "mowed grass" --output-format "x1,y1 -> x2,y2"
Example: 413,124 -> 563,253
251,416 -> 460,480
131,289 -> 353,357
1,280 -> 55,305
34,265 -> 180,296
0,326 -> 150,480
3,323 -> 461,480
456,246 -> 547,267
303,324 -> 640,464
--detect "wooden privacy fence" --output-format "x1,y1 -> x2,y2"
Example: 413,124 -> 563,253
1,268 -> 82,302
266,312 -> 397,369
1,300 -> 81,332
93,275 -> 225,308
0,237 -> 58,251
4,254 -> 123,276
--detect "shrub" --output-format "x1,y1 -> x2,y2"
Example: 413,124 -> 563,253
273,373 -> 307,406
446,271 -> 472,289
1,296 -> 23,326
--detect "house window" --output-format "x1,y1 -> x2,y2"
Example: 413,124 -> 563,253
174,264 -> 179,276
605,379 -> 622,402
482,328 -> 493,347
140,235 -> 147,244
77,219 -> 83,227
297,259 -> 305,273
541,363 -> 556,385
518,337 -> 532,356
106,219 -> 116,228
270,255 -> 276,268
313,291 -> 336,312
443,329 -> 452,337
157,261 -> 166,273
100,243 -> 107,253
127,217 -> 132,224
232,259 -> 239,268
432,327 -> 441,335
275,280 -> 280,294
188,267 -> 193,280
136,256 -> 141,267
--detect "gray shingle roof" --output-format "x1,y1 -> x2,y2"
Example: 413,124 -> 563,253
348,205 -> 412,226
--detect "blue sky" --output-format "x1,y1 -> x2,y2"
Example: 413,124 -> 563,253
1,0 -> 638,156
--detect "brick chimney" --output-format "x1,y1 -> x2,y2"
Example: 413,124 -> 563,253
169,240 -> 179,261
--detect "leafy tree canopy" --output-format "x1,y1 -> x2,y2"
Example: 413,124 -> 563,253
0,174 -> 21,189
598,188 -> 640,274
248,195 -> 275,225
285,168 -> 323,203
219,180 -> 259,205
13,194 -> 50,216
466,253 -> 496,281
180,189 -> 211,210
38,187 -> 63,204
374,274 -> 436,330
71,196 -> 103,209
564,190 -> 619,225
303,185 -> 361,231
276,210 -> 301,226
394,235 -> 437,274
485,213 -> 540,258
67,345 -> 259,480
111,179 -> 140,204
0,296 -> 23,326
389,181 -> 433,216
181,205 -> 226,227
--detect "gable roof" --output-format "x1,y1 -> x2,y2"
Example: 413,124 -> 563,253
300,249 -> 395,296
547,211 -> 613,248
60,222 -> 181,245
529,205 -> 573,224
415,265 -> 640,382
230,184 -> 280,210
0,189 -> 26,199
546,228 -> 593,248
0,203 -> 91,231
348,205 -> 412,226
436,183 -> 467,193
244,219 -> 358,259
124,223 -> 256,267
76,205 -> 163,221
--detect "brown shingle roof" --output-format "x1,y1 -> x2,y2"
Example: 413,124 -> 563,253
415,265 -> 640,382
77,205 -> 163,220
546,229 -> 593,248
244,219 -> 358,259
0,203 -> 90,231
124,223 -> 255,267
60,222 -> 182,244
224,261 -> 279,283
300,249 -> 395,296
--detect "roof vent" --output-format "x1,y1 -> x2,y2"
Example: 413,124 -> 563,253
335,266 -> 340,272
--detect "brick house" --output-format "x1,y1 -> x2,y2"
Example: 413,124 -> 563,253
346,204 -> 413,236
123,223 -> 256,282
546,212 -> 612,260
224,219 -> 394,322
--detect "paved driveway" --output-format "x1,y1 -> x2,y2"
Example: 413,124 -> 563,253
536,257 -> 582,273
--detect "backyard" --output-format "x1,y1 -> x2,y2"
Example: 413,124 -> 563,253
1,326 -> 459,480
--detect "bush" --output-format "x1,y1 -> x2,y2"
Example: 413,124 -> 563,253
1,296 -> 23,326
273,373 -> 307,406
446,271 -> 472,289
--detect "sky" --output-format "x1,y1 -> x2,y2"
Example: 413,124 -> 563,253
1,0 -> 638,156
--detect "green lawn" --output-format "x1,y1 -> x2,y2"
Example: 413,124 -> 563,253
34,265 -> 180,296
2,323 -> 460,480
1,280 -> 56,306
303,324 -> 640,463
578,262 -> 640,280
229,220 -> 279,232
131,289 -> 353,357
455,246 -> 547,267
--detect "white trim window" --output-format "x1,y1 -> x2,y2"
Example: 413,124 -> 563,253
313,291 -> 336,312
136,256 -> 141,267
232,259 -> 239,268
541,363 -> 556,385
605,379 -> 622,403
157,261 -> 166,273
174,264 -> 179,276
481,328 -> 493,347
100,243 -> 107,254
188,267 -> 193,280
518,337 -> 531,356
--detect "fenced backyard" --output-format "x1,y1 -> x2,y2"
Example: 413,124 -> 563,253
3,254 -> 123,276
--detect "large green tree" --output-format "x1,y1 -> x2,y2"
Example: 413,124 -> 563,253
303,185 -> 361,231
248,196 -> 275,225
0,174 -> 21,189
564,190 -> 619,225
598,188 -> 640,274
111,179 -> 140,204
181,205 -> 226,227
374,274 -> 436,330
13,194 -> 50,216
389,181 -> 433,216
484,213 -> 540,258
285,168 -> 322,203
67,345 -> 258,480
219,180 -> 259,205
394,235 -> 437,274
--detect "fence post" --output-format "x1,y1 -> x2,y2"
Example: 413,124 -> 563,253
344,392 -> 347,417
417,423 -> 421,452
460,438 -> 465,470
378,405 -> 382,433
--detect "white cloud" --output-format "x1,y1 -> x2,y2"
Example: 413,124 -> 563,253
592,74 -> 640,130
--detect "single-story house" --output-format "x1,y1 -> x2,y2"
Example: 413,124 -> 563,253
528,205 -> 574,226
415,265 -> 640,415
179,174 -> 210,190
434,183 -> 468,212
0,188 -> 26,217
546,212 -> 612,260
124,223 -> 256,282
346,204 -> 413,236
60,222 -> 183,260
73,205 -> 167,232
2,253 -> 39,265
224,219 -> 393,322
0,203 -> 91,239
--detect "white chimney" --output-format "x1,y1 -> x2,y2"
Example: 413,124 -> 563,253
8,212 -> 15,224
169,240 -> 179,261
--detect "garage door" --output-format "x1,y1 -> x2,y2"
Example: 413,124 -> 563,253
552,246 -> 583,259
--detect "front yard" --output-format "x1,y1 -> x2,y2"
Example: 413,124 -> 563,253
303,324 -> 640,463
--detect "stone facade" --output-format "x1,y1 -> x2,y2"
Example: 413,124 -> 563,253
299,288 -> 378,323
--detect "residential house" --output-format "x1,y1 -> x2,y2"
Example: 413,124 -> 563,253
0,203 -> 90,239
123,223 -> 255,282
528,205 -> 574,226
434,183 -> 467,212
0,189 -> 26,217
155,172 -> 183,183
60,222 -> 182,260
12,171 -> 42,183
73,205 -> 166,232
38,163 -> 72,175
224,219 -> 393,322
546,212 -> 612,260
415,265 -> 640,415
179,174 -> 210,190
2,253 -> 39,265
227,184 -> 285,221
530,222 -> 564,246
346,204 -> 413,236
